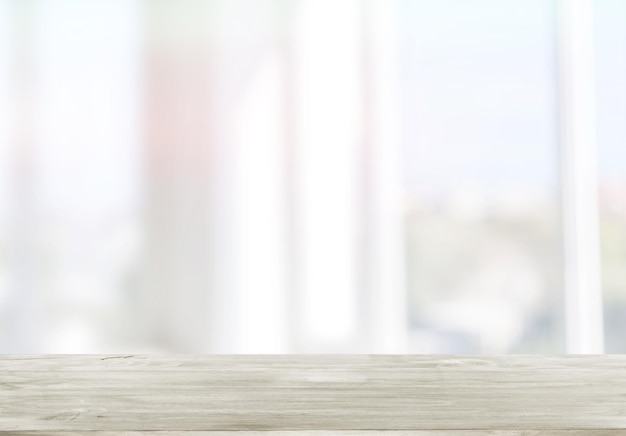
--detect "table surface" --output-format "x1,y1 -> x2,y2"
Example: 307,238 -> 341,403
1,355 -> 626,435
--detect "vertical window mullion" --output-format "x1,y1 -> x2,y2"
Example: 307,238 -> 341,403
292,0 -> 363,351
558,0 -> 604,354
361,0 -> 407,353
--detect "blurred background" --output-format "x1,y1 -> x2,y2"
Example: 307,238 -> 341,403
0,0 -> 624,354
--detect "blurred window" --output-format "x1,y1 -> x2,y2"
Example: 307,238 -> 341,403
399,0 -> 564,353
0,0 -> 624,354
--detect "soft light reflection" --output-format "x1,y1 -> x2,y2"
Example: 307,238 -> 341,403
293,0 -> 362,347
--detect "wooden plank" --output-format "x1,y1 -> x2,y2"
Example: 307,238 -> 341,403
4,429 -> 623,434
1,356 -> 626,433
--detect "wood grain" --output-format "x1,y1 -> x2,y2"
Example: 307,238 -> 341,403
2,432 -> 624,436
1,355 -> 626,434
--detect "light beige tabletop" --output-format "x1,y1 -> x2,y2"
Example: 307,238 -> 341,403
1,355 -> 625,435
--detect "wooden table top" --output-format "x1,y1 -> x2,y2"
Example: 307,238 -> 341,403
1,355 -> 625,435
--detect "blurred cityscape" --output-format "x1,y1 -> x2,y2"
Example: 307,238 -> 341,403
0,0 -> 625,353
